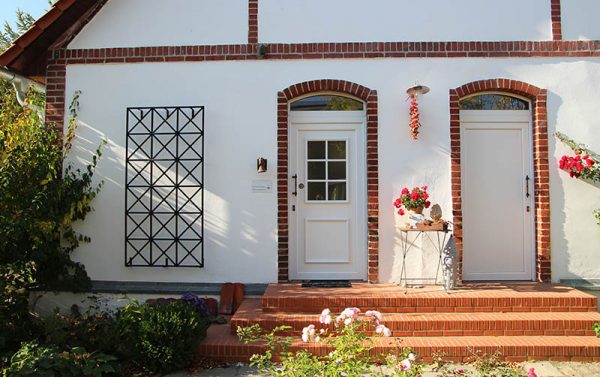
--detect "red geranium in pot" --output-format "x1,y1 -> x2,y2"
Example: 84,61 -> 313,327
393,186 -> 431,216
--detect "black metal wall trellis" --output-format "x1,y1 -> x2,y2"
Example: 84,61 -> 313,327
125,106 -> 204,267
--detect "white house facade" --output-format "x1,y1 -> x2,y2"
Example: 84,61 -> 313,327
2,0 -> 600,289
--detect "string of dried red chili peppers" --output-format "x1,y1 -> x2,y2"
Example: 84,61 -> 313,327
409,95 -> 420,140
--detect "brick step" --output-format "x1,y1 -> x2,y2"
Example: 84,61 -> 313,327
261,283 -> 598,313
231,299 -> 600,337
198,324 -> 600,363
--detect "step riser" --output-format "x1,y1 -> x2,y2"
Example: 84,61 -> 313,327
231,317 -> 597,336
262,306 -> 597,313
261,296 -> 598,313
199,343 -> 600,363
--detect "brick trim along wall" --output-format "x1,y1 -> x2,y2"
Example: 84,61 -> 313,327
449,79 -> 550,282
277,80 -> 379,283
551,0 -> 563,41
51,40 -> 600,65
248,0 -> 258,44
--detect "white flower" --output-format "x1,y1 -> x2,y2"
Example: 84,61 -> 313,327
400,358 -> 412,370
319,328 -> 326,334
375,324 -> 385,334
315,336 -> 321,342
344,318 -> 352,326
301,332 -> 309,342
408,353 -> 416,361
321,308 -> 331,316
383,327 -> 392,337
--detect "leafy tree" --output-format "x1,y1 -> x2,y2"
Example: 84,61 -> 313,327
0,4 -> 103,360
0,9 -> 35,52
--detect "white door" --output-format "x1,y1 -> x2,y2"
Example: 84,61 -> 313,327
289,111 -> 367,280
461,110 -> 535,280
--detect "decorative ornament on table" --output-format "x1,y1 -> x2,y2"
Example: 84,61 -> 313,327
406,84 -> 429,140
429,204 -> 442,223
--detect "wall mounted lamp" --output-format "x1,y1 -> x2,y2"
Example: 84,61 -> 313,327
257,157 -> 268,173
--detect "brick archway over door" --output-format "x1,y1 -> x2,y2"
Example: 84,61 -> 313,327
277,80 -> 379,283
449,79 -> 550,282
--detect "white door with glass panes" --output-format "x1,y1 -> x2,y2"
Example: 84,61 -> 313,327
460,93 -> 535,281
288,95 -> 367,280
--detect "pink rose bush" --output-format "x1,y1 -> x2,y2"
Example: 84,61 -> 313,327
238,307 -> 422,376
301,307 -> 392,343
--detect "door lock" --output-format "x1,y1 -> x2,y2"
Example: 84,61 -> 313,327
298,183 -> 305,189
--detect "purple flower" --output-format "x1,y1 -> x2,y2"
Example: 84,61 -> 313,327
180,292 -> 211,317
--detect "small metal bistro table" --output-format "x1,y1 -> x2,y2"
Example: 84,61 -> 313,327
397,227 -> 452,294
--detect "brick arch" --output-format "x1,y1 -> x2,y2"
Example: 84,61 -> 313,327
449,79 -> 550,282
277,80 -> 379,283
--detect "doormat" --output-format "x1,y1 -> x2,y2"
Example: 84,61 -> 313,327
301,280 -> 352,288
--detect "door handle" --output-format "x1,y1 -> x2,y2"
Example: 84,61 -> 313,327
525,175 -> 530,198
292,174 -> 298,196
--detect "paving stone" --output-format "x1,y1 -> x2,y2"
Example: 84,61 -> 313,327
523,362 -> 563,377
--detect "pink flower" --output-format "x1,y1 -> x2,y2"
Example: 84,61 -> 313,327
407,353 -> 416,361
344,317 -> 352,326
301,324 -> 316,342
421,186 -> 428,190
376,324 -> 392,337
528,368 -> 537,377
340,307 -> 360,319
319,309 -> 332,325
365,310 -> 383,322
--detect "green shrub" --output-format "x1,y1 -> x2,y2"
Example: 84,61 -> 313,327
0,89 -> 104,358
116,299 -> 210,374
40,307 -> 121,357
3,341 -> 117,377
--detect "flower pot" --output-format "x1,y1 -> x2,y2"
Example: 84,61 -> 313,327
409,206 -> 424,215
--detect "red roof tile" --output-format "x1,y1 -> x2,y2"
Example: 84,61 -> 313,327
0,0 -> 104,81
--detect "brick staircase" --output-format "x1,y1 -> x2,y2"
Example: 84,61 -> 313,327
198,283 -> 600,362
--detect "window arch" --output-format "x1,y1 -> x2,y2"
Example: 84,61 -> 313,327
459,93 -> 529,110
290,94 -> 364,111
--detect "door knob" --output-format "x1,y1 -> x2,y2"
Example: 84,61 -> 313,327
298,183 -> 305,189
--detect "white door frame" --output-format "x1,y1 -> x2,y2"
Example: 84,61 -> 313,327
288,110 -> 368,280
460,109 -> 536,281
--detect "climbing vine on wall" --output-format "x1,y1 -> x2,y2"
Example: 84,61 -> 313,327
555,132 -> 600,226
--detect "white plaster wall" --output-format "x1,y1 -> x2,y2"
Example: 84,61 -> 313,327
65,57 -> 600,284
561,0 -> 600,40
68,0 -> 248,49
260,0 -> 552,43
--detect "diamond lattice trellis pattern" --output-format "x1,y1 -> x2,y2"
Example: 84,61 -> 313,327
125,106 -> 204,267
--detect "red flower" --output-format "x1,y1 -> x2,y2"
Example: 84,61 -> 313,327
393,199 -> 402,208
401,187 -> 409,195
410,192 -> 419,200
424,201 -> 431,208
421,192 -> 429,199
398,208 -> 405,216
421,186 -> 428,190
